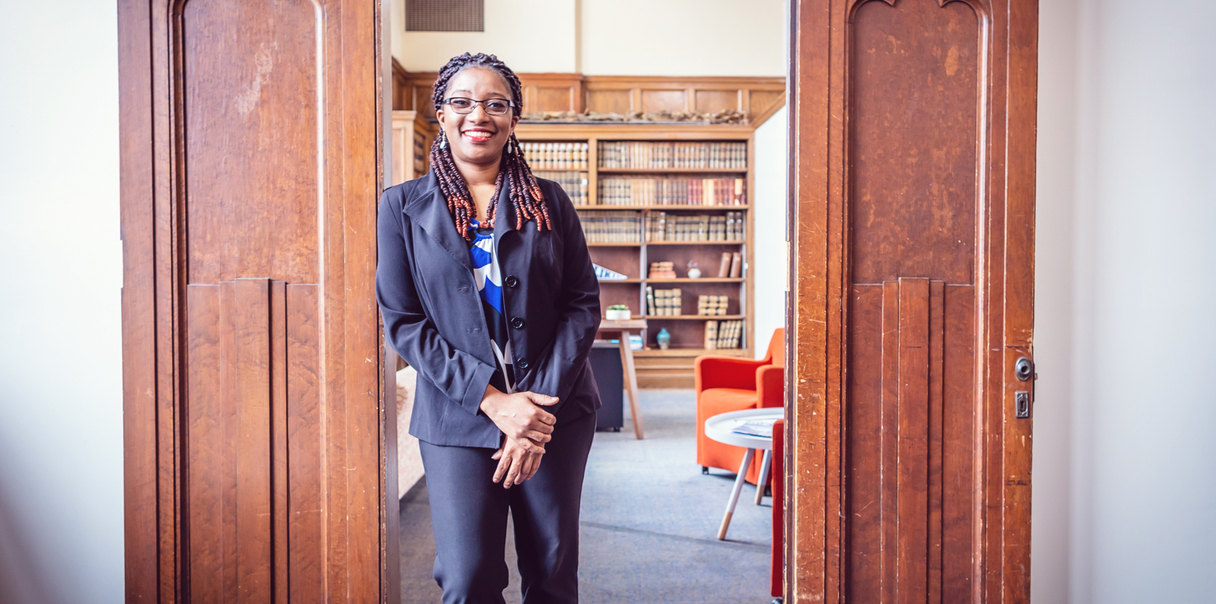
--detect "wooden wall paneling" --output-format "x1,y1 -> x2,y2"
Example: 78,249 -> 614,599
119,0 -> 388,601
748,89 -> 787,127
118,0 -> 158,600
270,281 -> 288,604
151,0 -> 182,598
520,72 -> 584,113
787,0 -> 837,599
330,0 -> 383,599
787,0 -> 1037,602
583,89 -> 632,115
999,1 -> 1038,602
392,59 -> 409,115
285,284 -> 324,602
693,89 -> 740,114
391,68 -> 787,126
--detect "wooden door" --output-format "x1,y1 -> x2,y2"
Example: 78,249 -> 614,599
118,0 -> 395,601
785,0 -> 1036,602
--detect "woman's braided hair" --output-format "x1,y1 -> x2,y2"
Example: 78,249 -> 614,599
430,52 -> 550,241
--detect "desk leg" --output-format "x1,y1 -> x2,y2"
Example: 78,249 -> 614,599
618,336 -> 644,439
755,449 -> 772,505
718,448 -> 755,540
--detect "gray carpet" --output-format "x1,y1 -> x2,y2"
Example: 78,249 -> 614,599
400,389 -> 774,603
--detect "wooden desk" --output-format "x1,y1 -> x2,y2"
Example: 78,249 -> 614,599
596,318 -> 648,439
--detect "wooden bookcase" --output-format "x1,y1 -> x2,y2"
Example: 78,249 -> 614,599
515,123 -> 756,388
390,67 -> 785,387
390,110 -> 436,185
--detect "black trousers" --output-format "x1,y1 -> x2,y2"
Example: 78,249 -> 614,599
419,410 -> 596,604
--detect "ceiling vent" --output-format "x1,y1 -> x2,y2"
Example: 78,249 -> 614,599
405,0 -> 484,32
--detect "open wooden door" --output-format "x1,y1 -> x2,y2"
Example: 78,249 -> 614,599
785,0 -> 1036,602
118,0 -> 396,601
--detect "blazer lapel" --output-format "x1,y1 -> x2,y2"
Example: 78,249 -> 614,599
403,171 -> 473,272
491,179 -> 519,254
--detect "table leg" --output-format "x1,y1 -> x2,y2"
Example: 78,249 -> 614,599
618,335 -> 644,439
755,449 -> 772,505
717,448 -> 755,540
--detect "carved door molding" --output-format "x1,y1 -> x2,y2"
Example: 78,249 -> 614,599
786,0 -> 1036,601
118,0 -> 394,601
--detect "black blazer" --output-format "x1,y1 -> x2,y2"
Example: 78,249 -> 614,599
376,171 -> 602,448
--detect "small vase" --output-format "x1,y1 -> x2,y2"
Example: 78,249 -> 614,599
656,328 -> 671,350
687,267 -> 702,279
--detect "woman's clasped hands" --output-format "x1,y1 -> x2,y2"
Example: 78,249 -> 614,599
479,386 -> 559,489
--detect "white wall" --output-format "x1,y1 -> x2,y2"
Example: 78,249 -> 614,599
578,0 -> 785,76
393,0 -> 577,72
1033,0 -> 1216,602
1030,0 -> 1079,601
393,0 -> 785,77
0,2 -> 123,604
1073,0 -> 1216,601
753,106 -> 788,357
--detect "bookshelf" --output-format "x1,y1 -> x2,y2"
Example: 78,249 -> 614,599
390,110 -> 436,185
515,123 -> 757,387
390,67 -> 786,387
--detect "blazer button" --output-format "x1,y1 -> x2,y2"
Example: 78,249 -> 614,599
510,317 -> 525,329
505,276 -> 519,288
517,359 -> 529,369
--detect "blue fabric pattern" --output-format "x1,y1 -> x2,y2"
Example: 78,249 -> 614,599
469,218 -> 514,391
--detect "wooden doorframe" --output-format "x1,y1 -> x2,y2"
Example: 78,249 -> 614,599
783,0 -> 1037,602
120,0 -> 1035,600
119,0 -> 394,601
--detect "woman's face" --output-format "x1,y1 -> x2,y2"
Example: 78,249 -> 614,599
436,67 -> 519,169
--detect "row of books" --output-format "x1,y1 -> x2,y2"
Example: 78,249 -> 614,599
646,287 -> 683,316
697,295 -> 730,316
648,261 -> 678,279
522,142 -> 589,171
705,320 -> 744,350
578,211 -> 641,243
717,252 -> 744,278
412,136 -> 426,176
535,171 -> 590,205
598,141 -> 747,170
598,176 -> 746,206
646,211 -> 745,242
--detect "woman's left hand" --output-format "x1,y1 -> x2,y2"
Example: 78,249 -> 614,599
491,436 -> 545,488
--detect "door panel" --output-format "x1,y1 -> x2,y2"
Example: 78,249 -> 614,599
119,0 -> 388,601
787,0 -> 1036,601
845,280 -> 977,602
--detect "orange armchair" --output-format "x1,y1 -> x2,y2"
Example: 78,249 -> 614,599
695,328 -> 785,484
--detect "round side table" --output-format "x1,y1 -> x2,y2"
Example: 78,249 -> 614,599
704,407 -> 784,540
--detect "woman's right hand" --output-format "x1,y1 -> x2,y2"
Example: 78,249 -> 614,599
479,386 -> 559,453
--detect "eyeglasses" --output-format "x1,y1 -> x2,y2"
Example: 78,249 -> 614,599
443,97 -> 515,116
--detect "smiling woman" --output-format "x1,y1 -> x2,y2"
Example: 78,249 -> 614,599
429,54 -> 552,240
376,52 -> 603,603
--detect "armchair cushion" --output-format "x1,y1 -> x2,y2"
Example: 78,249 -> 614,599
694,355 -> 767,392
756,365 -> 784,409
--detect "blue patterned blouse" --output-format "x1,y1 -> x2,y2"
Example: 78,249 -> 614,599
468,218 -> 515,393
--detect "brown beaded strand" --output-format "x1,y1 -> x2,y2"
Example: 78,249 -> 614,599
427,53 -> 552,242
